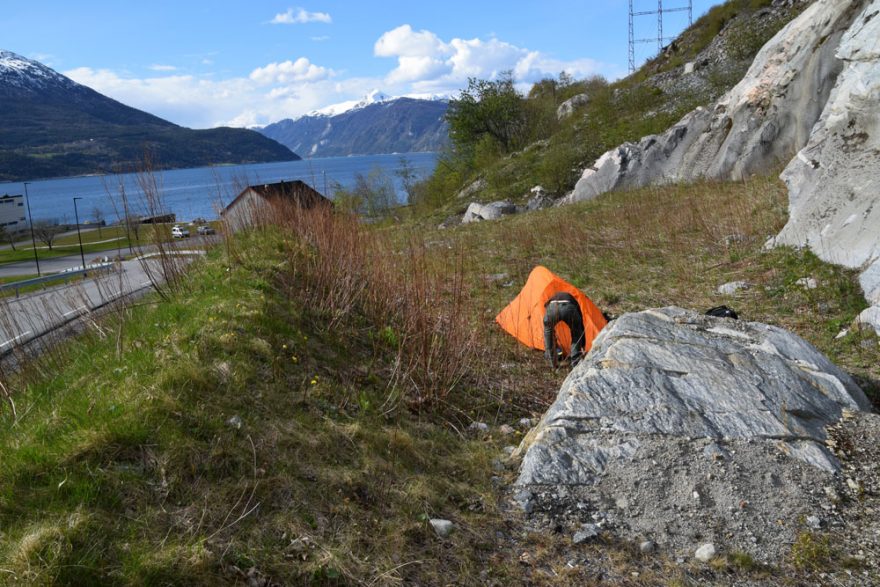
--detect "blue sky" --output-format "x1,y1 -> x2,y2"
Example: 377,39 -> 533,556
2,1 -> 719,128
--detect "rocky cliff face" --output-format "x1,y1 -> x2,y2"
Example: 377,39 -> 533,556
771,0 -> 880,323
562,0 -> 858,202
560,0 -> 879,320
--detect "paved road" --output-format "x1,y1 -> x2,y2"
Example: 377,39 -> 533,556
0,235 -> 217,278
0,259 -> 156,355
0,253 -> 116,278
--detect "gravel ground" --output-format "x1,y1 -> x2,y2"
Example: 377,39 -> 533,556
501,409 -> 880,585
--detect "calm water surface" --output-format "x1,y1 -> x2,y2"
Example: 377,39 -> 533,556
0,152 -> 438,223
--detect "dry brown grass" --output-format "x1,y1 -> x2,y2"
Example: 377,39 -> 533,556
410,174 -> 878,408
230,201 -> 481,412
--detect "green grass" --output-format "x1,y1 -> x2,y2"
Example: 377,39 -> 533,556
0,274 -> 38,285
0,229 -> 145,265
410,175 -> 879,404
0,175 -> 877,584
0,234 -> 515,585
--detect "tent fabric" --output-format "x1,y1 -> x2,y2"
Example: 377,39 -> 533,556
495,266 -> 607,356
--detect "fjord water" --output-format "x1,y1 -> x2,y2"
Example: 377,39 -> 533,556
0,152 -> 438,223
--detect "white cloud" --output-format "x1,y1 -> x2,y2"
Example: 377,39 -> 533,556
31,53 -> 58,67
270,7 -> 331,25
148,64 -> 178,71
310,35 -> 330,42
375,25 -> 448,59
64,62 -> 361,130
383,56 -> 444,84
374,24 -> 612,95
61,27 -> 614,131
249,57 -> 333,85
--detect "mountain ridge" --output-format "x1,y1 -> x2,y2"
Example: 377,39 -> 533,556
258,95 -> 449,157
0,50 -> 300,182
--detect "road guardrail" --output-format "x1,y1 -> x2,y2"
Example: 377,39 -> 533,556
0,263 -> 115,298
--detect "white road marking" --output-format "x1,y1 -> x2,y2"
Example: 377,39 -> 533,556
0,330 -> 32,349
62,305 -> 88,318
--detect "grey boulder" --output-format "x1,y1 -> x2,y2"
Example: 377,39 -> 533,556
517,307 -> 871,487
429,519 -> 455,538
857,305 -> 880,335
717,281 -> 750,295
557,93 -> 590,121
454,177 -> 486,200
462,201 -> 518,223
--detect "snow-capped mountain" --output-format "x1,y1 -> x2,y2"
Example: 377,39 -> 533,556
259,94 -> 449,158
0,50 -> 77,92
0,50 -> 298,181
306,89 -> 393,118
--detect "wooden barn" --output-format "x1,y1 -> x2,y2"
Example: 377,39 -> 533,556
221,180 -> 332,231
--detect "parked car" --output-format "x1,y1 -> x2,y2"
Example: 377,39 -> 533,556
197,225 -> 216,236
171,225 -> 190,238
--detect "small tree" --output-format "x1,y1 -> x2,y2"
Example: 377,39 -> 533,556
358,167 -> 396,218
123,214 -> 141,243
333,168 -> 397,218
0,224 -> 15,251
33,221 -> 64,251
92,206 -> 105,238
395,156 -> 420,205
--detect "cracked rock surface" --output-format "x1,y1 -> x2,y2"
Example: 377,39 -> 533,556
514,307 -> 873,562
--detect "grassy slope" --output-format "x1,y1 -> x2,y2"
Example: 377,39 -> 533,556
0,232 -> 518,585
420,0 -> 808,220
0,176 -> 877,585
3,2 -> 877,583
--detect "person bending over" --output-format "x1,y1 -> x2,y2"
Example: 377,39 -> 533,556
543,292 -> 586,368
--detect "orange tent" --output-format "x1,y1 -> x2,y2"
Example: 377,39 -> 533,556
495,266 -> 607,356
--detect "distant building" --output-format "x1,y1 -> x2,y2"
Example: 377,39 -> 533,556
0,194 -> 27,231
221,180 -> 332,231
139,213 -> 176,224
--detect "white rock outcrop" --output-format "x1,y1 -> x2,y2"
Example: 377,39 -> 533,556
557,93 -> 590,121
516,307 -> 871,488
462,200 -> 517,223
559,0 -> 880,313
770,0 -> 880,316
858,305 -> 880,334
561,0 -> 857,205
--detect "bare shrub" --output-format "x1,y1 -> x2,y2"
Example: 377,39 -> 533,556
32,221 -> 64,250
262,201 -> 479,409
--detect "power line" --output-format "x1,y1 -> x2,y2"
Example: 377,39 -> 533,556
628,0 -> 693,73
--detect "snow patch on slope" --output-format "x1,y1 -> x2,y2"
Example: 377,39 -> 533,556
0,49 -> 74,90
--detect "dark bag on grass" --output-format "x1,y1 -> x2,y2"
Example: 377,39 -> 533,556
705,305 -> 738,320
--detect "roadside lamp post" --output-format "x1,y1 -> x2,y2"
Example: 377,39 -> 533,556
23,182 -> 41,277
73,197 -> 87,271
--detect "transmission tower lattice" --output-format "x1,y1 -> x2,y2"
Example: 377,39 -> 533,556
628,0 -> 693,73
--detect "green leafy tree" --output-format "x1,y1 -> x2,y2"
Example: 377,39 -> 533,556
446,71 -> 528,158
